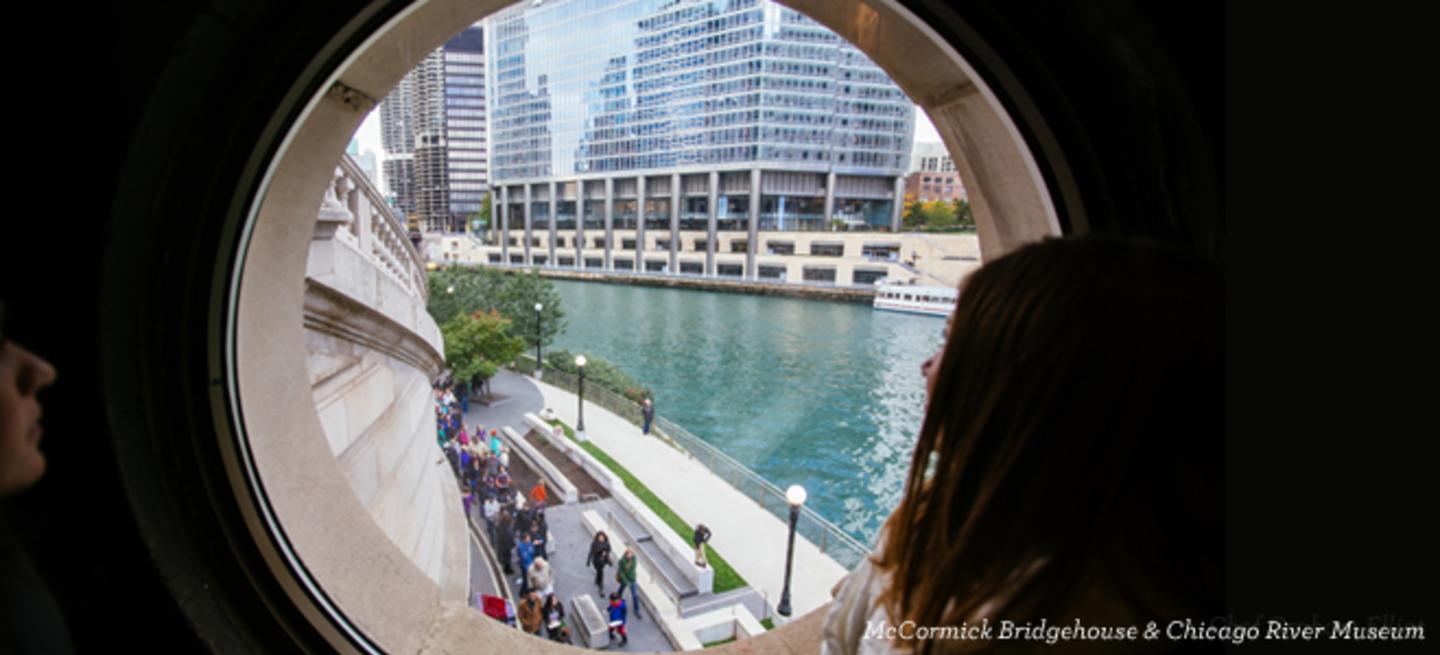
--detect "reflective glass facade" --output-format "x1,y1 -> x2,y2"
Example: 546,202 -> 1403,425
483,0 -> 917,280
444,27 -> 488,227
487,0 -> 912,182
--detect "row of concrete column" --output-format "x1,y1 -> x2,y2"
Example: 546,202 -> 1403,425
496,170 -> 905,279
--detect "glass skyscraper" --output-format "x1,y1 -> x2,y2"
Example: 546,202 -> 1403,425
484,0 -> 914,278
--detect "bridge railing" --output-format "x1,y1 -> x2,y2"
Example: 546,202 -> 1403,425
328,154 -> 428,302
512,355 -> 870,569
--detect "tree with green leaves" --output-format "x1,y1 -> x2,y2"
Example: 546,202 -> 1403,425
441,309 -> 525,399
469,193 -> 492,237
952,198 -> 975,229
496,268 -> 566,350
916,200 -> 958,230
427,266 -> 506,326
544,349 -> 652,404
426,266 -> 566,351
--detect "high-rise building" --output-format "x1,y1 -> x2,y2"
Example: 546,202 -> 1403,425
379,70 -> 417,216
442,27 -> 488,233
411,49 -> 450,233
483,0 -> 915,279
379,25 -> 488,235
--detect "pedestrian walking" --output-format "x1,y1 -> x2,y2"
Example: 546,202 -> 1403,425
692,523 -> 711,568
527,555 -> 554,598
482,494 -> 500,544
616,547 -> 641,620
641,397 -> 655,435
517,591 -> 543,636
496,511 -> 516,575
461,487 -> 475,520
606,592 -> 628,646
587,531 -> 613,592
542,593 -> 569,643
517,532 -> 536,593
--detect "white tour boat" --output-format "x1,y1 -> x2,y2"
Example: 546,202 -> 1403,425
872,281 -> 958,318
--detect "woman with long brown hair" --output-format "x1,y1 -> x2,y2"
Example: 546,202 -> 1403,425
822,236 -> 1223,654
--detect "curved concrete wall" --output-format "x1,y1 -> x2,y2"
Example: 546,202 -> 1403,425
304,160 -> 467,595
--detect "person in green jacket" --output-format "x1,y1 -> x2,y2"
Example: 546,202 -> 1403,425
615,547 -> 641,620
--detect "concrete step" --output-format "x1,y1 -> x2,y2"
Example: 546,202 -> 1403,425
637,540 -> 698,599
679,586 -> 768,621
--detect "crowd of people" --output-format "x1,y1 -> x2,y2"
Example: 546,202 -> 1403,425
433,381 -> 578,643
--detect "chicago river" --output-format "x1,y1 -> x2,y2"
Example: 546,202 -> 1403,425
549,278 -> 946,547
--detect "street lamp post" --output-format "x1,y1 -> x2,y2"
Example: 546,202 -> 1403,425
575,355 -> 587,433
777,484 -> 806,618
534,302 -> 544,379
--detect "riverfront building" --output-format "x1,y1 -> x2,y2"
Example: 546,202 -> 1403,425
904,141 -> 966,203
478,0 -> 924,285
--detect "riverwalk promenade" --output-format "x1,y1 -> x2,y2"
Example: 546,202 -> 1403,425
501,370 -> 851,619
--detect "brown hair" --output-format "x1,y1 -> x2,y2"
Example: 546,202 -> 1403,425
874,236 -> 1222,650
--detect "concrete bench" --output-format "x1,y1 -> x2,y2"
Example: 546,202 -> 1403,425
570,593 -> 608,648
499,426 -> 579,504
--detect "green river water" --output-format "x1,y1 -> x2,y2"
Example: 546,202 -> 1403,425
549,278 -> 946,547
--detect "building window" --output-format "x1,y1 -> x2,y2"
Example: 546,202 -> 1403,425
488,253 -> 502,263
622,238 -> 637,250
558,256 -> 575,267
680,260 -> 703,274
509,254 -> 524,264
766,241 -> 794,255
645,259 -> 667,272
556,236 -> 567,248
759,265 -> 787,280
693,239 -> 708,252
532,237 -> 543,247
655,238 -> 671,250
862,244 -> 901,261
615,258 -> 634,270
717,263 -> 743,277
593,237 -> 606,249
803,266 -> 837,282
730,239 -> 747,253
852,267 -> 889,285
585,257 -> 604,269
533,254 -> 549,266
509,237 -> 519,247
811,243 -> 844,257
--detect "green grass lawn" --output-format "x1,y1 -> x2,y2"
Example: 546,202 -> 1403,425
760,618 -> 775,631
549,418 -> 747,594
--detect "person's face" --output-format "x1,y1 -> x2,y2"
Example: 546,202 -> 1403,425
0,341 -> 57,497
920,315 -> 953,401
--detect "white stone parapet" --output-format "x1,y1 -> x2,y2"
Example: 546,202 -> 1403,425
302,153 -> 460,597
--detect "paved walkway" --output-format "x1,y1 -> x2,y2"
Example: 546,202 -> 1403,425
507,370 -> 849,618
468,375 -> 672,650
543,499 -> 672,651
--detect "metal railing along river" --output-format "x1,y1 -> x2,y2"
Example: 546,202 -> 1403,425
512,355 -> 871,569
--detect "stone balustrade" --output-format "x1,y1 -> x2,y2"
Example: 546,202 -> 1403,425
302,153 -> 462,599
